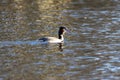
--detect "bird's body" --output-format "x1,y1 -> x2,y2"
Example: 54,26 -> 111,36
39,37 -> 63,43
39,27 -> 68,43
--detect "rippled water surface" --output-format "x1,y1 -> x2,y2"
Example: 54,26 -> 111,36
0,0 -> 120,80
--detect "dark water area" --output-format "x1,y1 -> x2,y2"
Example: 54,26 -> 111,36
0,0 -> 120,80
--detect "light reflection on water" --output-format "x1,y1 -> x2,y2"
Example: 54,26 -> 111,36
0,0 -> 120,80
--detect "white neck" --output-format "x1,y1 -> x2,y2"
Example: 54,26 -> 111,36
60,35 -> 64,41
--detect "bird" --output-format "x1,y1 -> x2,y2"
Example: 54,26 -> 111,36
39,26 -> 68,43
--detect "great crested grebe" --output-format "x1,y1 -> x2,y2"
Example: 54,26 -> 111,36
39,26 -> 68,43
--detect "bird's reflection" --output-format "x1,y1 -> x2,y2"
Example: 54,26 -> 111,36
58,43 -> 63,51
40,43 -> 64,52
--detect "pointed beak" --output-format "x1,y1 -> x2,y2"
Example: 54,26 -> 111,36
65,28 -> 70,33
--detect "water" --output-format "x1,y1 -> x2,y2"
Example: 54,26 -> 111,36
0,0 -> 120,80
